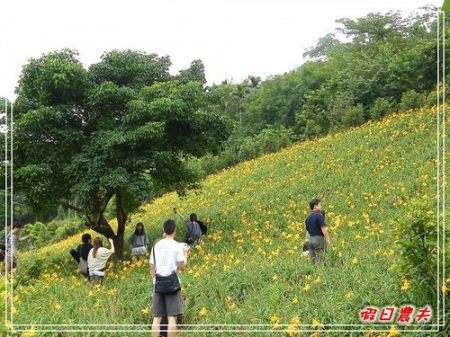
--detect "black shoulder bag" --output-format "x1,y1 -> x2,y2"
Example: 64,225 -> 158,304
152,245 -> 181,294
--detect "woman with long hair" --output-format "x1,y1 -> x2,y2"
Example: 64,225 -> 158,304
87,237 -> 115,284
128,222 -> 150,263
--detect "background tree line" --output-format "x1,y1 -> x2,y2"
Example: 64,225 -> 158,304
190,5 -> 446,176
0,6 -> 447,257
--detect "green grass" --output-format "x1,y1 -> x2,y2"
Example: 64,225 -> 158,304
2,107 -> 448,336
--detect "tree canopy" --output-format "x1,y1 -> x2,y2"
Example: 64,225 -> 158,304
184,6 -> 446,177
219,6 -> 443,140
4,6 -> 448,250
12,49 -> 231,257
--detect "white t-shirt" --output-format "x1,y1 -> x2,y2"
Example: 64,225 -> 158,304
87,247 -> 113,271
149,239 -> 185,277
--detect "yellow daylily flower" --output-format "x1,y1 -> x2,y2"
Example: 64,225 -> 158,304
270,314 -> 280,323
21,326 -> 36,337
311,317 -> 320,328
401,279 -> 411,292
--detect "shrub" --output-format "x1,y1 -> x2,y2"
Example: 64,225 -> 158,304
22,255 -> 49,280
304,112 -> 329,139
255,126 -> 294,154
369,97 -> 394,120
394,199 -> 440,302
21,219 -> 84,249
53,220 -> 83,241
393,199 -> 449,335
218,146 -> 240,168
328,95 -> 354,130
238,136 -> 260,161
397,89 -> 427,112
342,104 -> 365,127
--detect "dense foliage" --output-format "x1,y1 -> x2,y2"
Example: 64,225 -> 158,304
4,106 -> 447,336
191,6 -> 447,176
11,50 -> 231,257
0,5 -> 448,336
1,7 -> 446,234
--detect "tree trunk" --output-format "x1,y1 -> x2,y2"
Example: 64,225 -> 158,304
114,187 -> 128,259
80,189 -> 128,259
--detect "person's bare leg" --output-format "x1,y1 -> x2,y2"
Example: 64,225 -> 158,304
152,316 -> 162,337
6,256 -> 13,274
167,315 -> 178,337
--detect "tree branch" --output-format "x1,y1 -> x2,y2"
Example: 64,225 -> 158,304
58,199 -> 84,213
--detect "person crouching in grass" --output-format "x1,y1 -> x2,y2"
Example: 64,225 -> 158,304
87,237 -> 115,285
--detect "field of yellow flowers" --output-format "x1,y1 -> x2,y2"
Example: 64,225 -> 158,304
2,107 -> 448,336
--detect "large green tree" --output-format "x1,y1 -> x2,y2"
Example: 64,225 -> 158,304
12,49 -> 231,258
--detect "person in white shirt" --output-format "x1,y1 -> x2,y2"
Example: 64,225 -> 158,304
87,237 -> 115,284
150,219 -> 189,337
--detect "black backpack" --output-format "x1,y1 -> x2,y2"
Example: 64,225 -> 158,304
197,220 -> 207,235
70,248 -> 80,263
0,243 -> 5,262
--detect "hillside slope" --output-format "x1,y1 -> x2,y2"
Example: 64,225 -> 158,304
10,107 -> 446,336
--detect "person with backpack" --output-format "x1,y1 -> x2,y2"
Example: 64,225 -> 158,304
70,233 -> 93,279
77,234 -> 93,278
150,219 -> 189,337
5,221 -> 32,274
128,222 -> 150,263
173,208 -> 205,247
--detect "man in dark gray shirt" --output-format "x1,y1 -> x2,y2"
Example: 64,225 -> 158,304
305,198 -> 330,264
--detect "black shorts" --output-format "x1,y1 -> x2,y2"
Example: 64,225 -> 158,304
152,290 -> 183,317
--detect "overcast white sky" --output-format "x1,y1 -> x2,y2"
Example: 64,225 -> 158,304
0,0 -> 442,101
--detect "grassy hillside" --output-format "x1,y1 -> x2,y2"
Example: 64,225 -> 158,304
3,107 -> 448,336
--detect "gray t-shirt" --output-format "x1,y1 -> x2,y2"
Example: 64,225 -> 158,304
128,233 -> 149,248
185,221 -> 202,239
5,232 -> 18,257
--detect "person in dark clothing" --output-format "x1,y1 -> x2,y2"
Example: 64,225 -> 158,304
77,234 -> 93,278
305,199 -> 330,264
303,210 -> 326,252
173,208 -> 204,248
